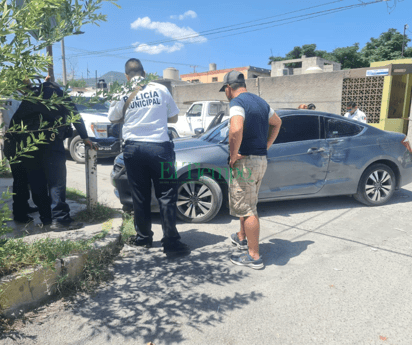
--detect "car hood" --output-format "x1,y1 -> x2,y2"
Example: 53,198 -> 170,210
173,137 -> 217,152
80,112 -> 110,124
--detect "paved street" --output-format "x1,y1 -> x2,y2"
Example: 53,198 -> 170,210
65,157 -> 122,209
3,158 -> 412,344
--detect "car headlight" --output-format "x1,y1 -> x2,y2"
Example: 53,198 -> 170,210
91,123 -> 108,138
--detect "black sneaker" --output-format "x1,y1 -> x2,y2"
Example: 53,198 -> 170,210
14,215 -> 34,224
50,220 -> 84,230
126,235 -> 153,248
230,233 -> 248,250
163,241 -> 191,255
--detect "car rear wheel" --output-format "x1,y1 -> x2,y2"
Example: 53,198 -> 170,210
354,164 -> 396,206
69,135 -> 86,164
176,175 -> 223,223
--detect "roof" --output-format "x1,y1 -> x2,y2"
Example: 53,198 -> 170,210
181,66 -> 270,78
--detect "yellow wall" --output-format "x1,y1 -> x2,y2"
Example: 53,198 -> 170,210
368,60 -> 412,134
370,59 -> 412,67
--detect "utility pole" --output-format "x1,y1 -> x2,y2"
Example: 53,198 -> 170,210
61,38 -> 67,86
46,45 -> 55,82
95,70 -> 98,89
402,24 -> 409,58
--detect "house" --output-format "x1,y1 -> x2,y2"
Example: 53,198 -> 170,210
180,64 -> 271,84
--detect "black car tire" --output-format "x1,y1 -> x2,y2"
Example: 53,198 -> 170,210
176,175 -> 223,223
69,135 -> 86,164
354,163 -> 396,206
168,128 -> 179,139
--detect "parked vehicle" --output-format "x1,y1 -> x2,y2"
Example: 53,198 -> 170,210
168,101 -> 229,138
65,97 -> 120,163
111,109 -> 412,223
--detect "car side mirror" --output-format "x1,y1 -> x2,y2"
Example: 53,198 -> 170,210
194,128 -> 205,135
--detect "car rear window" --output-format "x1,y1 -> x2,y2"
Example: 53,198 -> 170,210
326,118 -> 363,138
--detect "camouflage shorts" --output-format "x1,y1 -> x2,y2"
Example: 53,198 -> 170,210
229,155 -> 267,217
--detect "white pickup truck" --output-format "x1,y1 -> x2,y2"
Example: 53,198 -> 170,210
168,101 -> 229,138
64,96 -> 121,163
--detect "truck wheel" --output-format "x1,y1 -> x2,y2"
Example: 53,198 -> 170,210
168,128 -> 179,139
176,175 -> 223,223
69,135 -> 86,164
354,163 -> 396,206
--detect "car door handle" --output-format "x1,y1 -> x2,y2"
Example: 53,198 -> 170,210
307,147 -> 325,154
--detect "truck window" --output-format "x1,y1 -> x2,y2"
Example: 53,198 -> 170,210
208,103 -> 219,116
187,104 -> 202,117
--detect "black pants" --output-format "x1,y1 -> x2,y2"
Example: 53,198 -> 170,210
3,134 -> 36,219
23,141 -> 69,223
123,140 -> 180,246
40,141 -> 71,223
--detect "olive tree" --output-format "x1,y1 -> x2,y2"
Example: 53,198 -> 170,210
0,0 -> 118,238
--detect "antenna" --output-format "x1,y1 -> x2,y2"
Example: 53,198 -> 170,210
190,65 -> 199,73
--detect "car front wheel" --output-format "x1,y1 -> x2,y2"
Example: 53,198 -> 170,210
176,175 -> 223,223
354,163 -> 396,206
69,135 -> 86,164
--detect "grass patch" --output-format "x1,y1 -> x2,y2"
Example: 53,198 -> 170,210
66,187 -> 118,224
0,231 -> 108,278
66,187 -> 87,204
120,213 -> 135,242
75,203 -> 116,223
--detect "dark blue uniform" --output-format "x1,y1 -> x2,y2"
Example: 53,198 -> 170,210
10,82 -> 89,225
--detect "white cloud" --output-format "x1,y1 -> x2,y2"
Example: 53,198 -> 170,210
170,10 -> 198,20
130,16 -> 206,55
134,42 -> 184,55
131,17 -> 206,44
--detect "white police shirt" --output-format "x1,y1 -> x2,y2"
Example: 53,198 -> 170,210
344,109 -> 367,123
108,76 -> 179,142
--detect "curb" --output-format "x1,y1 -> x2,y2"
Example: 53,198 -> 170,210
0,219 -> 123,319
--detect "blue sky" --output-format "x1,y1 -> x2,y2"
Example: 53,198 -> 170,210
50,0 -> 412,81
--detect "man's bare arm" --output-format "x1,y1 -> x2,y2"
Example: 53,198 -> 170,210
168,114 -> 178,123
229,115 -> 244,166
267,112 -> 282,150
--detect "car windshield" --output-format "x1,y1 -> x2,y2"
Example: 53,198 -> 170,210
74,97 -> 109,114
201,120 -> 229,143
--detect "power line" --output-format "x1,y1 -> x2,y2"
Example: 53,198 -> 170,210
67,0 -> 381,59
64,46 -> 207,68
67,0 -> 345,58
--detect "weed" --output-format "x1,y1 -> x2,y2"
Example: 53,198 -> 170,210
66,187 -> 87,204
0,232 -> 108,278
120,213 -> 135,242
75,203 -> 116,223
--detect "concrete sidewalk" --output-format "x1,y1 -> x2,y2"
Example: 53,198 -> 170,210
0,177 -> 122,318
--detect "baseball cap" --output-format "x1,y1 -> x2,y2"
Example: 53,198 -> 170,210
219,70 -> 245,92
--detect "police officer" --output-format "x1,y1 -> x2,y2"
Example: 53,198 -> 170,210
10,77 -> 96,229
108,58 -> 190,255
2,93 -> 38,223
344,102 -> 367,123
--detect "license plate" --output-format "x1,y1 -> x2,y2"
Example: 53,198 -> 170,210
99,147 -> 112,151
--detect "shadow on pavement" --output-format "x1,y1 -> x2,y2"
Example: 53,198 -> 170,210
68,241 -> 262,344
256,187 -> 412,219
260,239 -> 314,267
179,229 -> 227,250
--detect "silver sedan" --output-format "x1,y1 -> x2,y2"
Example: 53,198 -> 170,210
111,109 -> 412,223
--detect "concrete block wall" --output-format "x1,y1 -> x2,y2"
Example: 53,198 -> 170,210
172,71 -> 350,115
